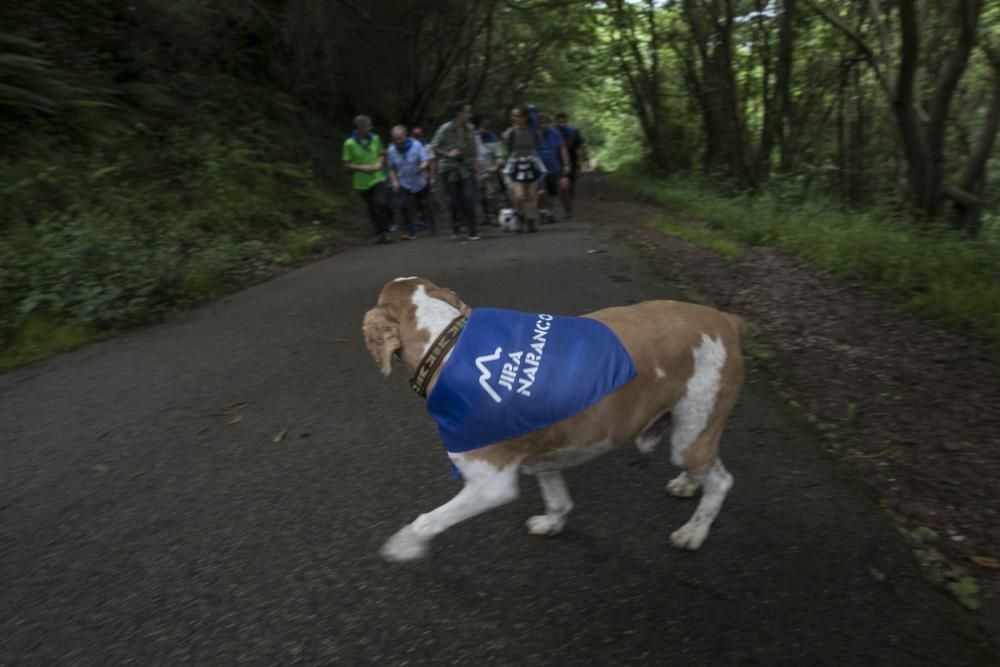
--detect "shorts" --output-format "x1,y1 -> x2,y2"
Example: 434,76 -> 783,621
504,155 -> 546,183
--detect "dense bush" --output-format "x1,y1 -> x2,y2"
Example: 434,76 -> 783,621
0,126 -> 350,369
0,1 -> 365,369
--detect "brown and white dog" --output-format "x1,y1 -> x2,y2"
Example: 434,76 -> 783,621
362,277 -> 745,562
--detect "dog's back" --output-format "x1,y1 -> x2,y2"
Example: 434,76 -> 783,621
464,299 -> 745,469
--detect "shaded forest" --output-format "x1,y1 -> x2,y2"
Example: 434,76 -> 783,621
2,0 -> 1000,363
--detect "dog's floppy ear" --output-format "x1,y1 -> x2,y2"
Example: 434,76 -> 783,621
427,286 -> 471,317
362,306 -> 401,376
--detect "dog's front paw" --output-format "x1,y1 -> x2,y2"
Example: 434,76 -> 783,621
380,525 -> 430,562
670,522 -> 708,550
526,514 -> 566,536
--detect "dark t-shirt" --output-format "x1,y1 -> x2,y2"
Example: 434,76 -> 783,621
559,126 -> 585,168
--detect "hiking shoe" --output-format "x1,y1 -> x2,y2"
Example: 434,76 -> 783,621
467,235 -> 481,241
401,234 -> 415,240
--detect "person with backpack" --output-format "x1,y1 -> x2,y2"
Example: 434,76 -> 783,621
555,112 -> 587,218
501,104 -> 546,233
342,114 -> 394,244
536,112 -> 571,224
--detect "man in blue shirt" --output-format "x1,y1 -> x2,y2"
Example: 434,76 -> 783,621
536,113 -> 570,224
387,125 -> 435,240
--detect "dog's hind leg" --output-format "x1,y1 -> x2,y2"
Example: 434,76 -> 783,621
669,458 -> 733,550
665,333 -> 742,550
525,471 -> 573,536
380,458 -> 520,562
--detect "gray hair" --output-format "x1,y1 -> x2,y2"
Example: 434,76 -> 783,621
353,115 -> 371,129
391,124 -> 408,136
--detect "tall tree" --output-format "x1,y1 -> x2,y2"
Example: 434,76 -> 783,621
604,0 -> 672,171
809,0 -> 995,231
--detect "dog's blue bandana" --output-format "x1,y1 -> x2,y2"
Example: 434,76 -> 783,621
426,308 -> 637,456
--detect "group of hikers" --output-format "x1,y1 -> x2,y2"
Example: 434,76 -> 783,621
342,101 -> 587,244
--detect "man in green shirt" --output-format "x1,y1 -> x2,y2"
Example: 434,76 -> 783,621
343,114 -> 394,245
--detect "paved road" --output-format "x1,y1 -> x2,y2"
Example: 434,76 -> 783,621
2,209 -> 997,665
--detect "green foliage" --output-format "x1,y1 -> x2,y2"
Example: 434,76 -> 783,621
0,31 -> 112,127
947,577 -> 981,611
273,226 -> 337,265
182,239 -> 259,297
616,163 -> 1000,347
0,128 -> 347,366
0,2 -> 360,370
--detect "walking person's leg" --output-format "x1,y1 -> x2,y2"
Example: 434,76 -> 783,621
415,187 -> 435,234
359,186 -> 390,243
560,170 -> 575,217
478,175 -> 493,225
462,174 -> 478,239
487,173 -> 502,224
397,188 -> 415,239
511,181 -> 526,233
535,172 -> 548,223
524,180 -> 539,232
375,181 -> 394,240
446,177 -> 463,237
497,171 -> 512,208
406,187 -> 421,230
541,173 -> 560,223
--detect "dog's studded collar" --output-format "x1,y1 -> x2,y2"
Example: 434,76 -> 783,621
409,315 -> 468,398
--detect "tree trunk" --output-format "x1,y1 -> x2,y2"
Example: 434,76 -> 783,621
775,0 -> 796,173
609,0 -> 670,172
921,0 -> 982,217
754,0 -> 777,178
952,60 -> 1000,235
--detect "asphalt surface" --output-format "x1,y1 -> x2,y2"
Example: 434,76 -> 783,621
2,208 -> 998,665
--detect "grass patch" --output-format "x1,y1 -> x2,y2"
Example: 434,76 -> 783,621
0,316 -> 95,371
614,163 -> 1000,347
648,217 -> 742,260
271,226 -> 338,265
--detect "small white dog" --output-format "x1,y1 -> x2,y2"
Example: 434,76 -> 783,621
497,208 -> 518,232
362,277 -> 746,562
